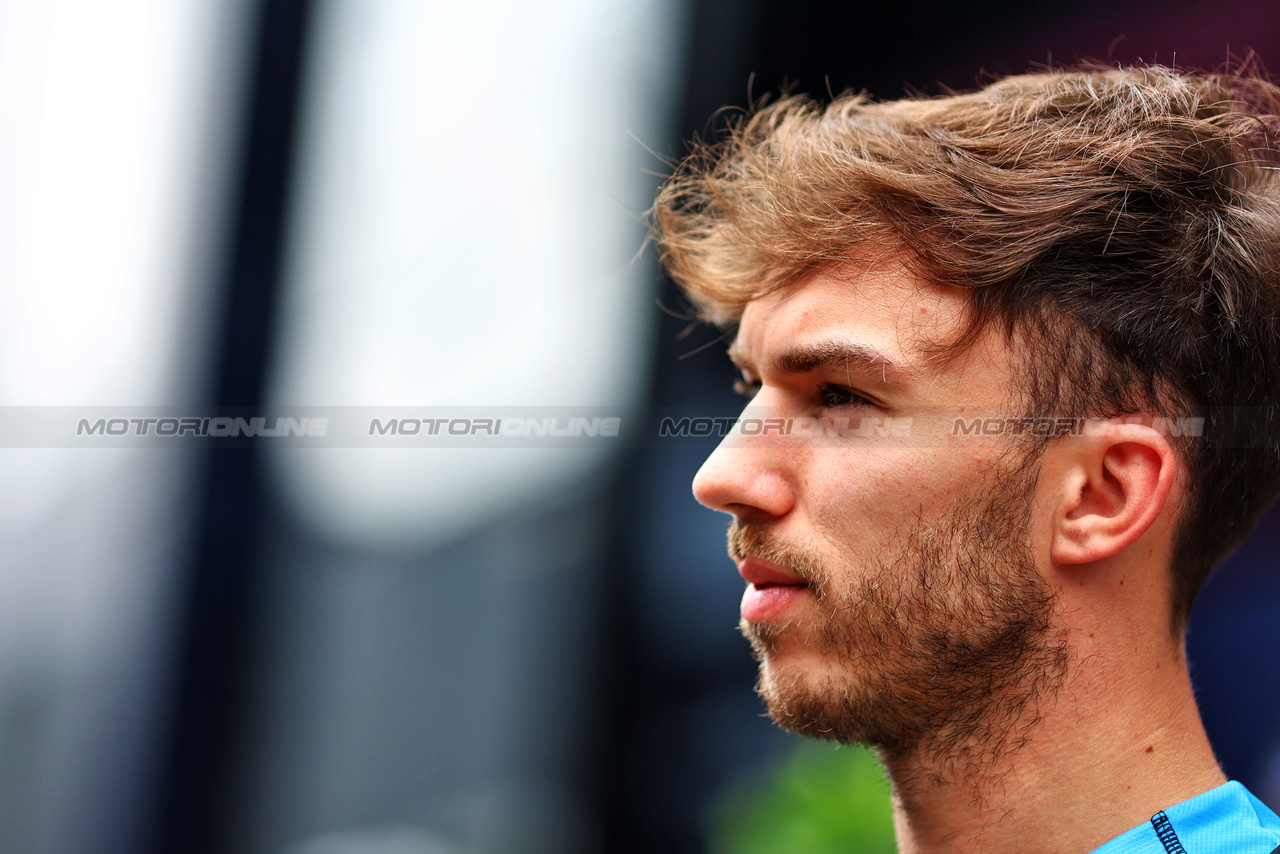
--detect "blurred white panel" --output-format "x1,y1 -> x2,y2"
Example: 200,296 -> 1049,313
269,0 -> 684,547
0,0 -> 249,852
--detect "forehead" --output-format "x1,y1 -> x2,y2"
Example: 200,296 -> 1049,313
733,260 -> 972,371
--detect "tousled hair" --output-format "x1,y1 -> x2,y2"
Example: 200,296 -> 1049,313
653,64 -> 1280,632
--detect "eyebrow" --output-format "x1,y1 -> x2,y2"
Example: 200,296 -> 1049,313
728,340 -> 909,383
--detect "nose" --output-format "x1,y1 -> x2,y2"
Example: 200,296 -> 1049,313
691,424 -> 795,519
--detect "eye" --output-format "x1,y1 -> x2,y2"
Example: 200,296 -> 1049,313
818,383 -> 873,409
733,376 -> 762,399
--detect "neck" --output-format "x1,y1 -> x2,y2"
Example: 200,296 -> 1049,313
883,633 -> 1225,854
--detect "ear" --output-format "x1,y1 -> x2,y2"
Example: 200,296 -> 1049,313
1050,420 -> 1179,565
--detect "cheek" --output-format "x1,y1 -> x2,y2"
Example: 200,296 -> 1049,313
800,447 -> 994,547
800,448 -> 926,541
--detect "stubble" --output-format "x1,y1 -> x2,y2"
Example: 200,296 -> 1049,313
729,453 -> 1070,770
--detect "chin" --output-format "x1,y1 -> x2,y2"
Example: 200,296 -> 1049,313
756,660 -> 889,746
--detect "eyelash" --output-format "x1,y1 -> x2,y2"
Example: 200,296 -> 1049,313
733,377 -> 873,409
818,383 -> 873,409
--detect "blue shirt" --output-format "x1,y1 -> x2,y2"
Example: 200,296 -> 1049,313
1092,782 -> 1280,853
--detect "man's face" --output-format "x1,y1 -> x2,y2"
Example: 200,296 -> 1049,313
692,262 -> 1068,758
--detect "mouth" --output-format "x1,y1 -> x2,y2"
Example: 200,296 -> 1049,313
737,557 -> 811,622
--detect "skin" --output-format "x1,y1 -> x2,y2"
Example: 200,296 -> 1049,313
692,260 -> 1226,854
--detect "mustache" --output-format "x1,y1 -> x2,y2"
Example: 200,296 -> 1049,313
727,520 -> 829,590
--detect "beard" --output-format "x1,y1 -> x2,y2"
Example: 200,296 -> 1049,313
730,452 -> 1069,763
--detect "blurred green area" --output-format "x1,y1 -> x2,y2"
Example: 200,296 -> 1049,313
708,739 -> 897,854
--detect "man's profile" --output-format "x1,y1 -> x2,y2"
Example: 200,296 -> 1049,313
652,65 -> 1280,853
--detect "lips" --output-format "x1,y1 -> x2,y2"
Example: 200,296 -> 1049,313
737,557 -> 810,621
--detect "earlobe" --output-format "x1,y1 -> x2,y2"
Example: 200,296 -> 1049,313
1050,423 -> 1178,566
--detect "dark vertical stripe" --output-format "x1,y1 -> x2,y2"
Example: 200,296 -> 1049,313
146,2 -> 315,853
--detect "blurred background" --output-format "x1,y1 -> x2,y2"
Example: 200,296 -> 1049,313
1,1 -> 1279,852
